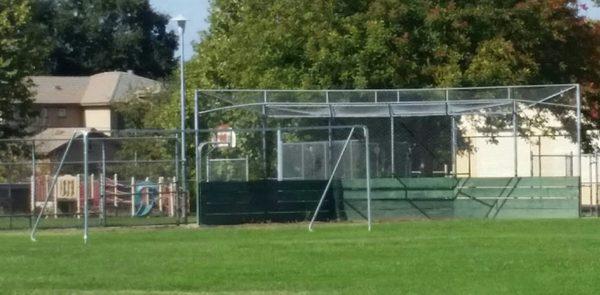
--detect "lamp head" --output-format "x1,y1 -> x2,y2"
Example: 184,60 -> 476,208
172,15 -> 187,32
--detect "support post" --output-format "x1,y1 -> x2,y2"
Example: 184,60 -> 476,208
90,173 -> 94,218
538,136 -> 542,176
277,128 -> 283,181
328,108 -> 334,178
245,156 -> 249,181
576,84 -> 582,216
76,174 -> 81,218
53,178 -> 57,218
590,154 -> 593,216
170,178 -> 176,217
83,131 -> 89,244
451,116 -> 457,177
177,19 -> 188,224
194,90 -> 200,222
364,126 -> 372,231
512,100 -> 518,177
530,151 -> 533,177
594,153 -> 598,217
389,105 -> 395,176
100,142 -> 106,225
261,91 -> 268,178
131,177 -> 135,217
30,141 -> 36,216
113,173 -> 118,207
158,176 -> 164,212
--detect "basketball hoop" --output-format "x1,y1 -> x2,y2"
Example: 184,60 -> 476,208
211,124 -> 236,148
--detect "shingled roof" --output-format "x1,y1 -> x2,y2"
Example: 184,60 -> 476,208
30,71 -> 161,106
30,127 -> 108,156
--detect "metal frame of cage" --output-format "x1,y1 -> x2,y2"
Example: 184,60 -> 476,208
194,85 -> 582,230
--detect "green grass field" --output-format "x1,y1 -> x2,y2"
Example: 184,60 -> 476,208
2,219 -> 600,294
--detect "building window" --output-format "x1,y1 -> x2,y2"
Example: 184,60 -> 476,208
58,108 -> 67,118
41,108 -> 48,118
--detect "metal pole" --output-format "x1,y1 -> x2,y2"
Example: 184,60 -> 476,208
594,153 -> 598,217
100,142 -> 106,225
364,126 -> 372,231
277,128 -> 283,181
576,84 -> 582,216
83,131 -> 89,244
31,141 -> 36,223
194,90 -> 200,223
206,154 -> 210,182
245,156 -> 249,181
262,91 -> 268,178
530,151 -> 533,177
328,113 -> 333,178
178,21 -> 188,223
309,127 -> 355,231
512,100 -> 518,177
588,154 -> 594,216
389,105 -> 395,176
538,136 -> 542,177
451,116 -> 457,177
174,132 -> 179,188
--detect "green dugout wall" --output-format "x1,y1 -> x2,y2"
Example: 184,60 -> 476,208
342,177 -> 580,220
198,176 -> 579,225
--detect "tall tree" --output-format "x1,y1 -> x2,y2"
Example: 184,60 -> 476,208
32,0 -> 178,79
184,0 -> 599,128
0,0 -> 43,138
145,0 -> 600,176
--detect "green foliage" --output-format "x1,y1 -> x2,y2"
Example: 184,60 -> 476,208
111,87 -> 178,178
31,0 -> 178,78
0,0 -> 43,139
185,0 -> 600,104
112,85 -> 175,130
150,1 -> 600,174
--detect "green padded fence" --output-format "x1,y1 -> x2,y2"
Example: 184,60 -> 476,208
342,177 -> 580,220
199,180 -> 340,225
198,177 -> 579,225
454,177 -> 579,219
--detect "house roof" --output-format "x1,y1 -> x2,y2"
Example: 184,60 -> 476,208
30,76 -> 89,104
30,71 -> 161,106
30,127 -> 105,156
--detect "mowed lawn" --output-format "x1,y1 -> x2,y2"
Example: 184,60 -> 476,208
2,219 -> 600,294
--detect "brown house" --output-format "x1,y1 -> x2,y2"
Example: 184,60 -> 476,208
30,71 -> 161,131
28,71 -> 161,162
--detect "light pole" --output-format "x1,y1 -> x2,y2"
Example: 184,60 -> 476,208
173,15 -> 188,222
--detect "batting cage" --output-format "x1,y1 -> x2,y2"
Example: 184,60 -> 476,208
194,85 -> 582,228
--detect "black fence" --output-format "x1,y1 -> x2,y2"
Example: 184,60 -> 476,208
199,180 -> 341,225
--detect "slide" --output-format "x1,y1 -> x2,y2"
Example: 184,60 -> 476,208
134,181 -> 159,217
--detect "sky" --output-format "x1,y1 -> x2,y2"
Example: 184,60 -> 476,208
581,0 -> 600,19
149,0 -> 211,60
150,0 -> 600,61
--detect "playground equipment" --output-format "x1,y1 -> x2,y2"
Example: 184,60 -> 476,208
31,174 -> 176,218
133,181 -> 158,217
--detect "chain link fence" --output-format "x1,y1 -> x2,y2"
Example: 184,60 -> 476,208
0,130 -> 189,230
196,86 -> 583,223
